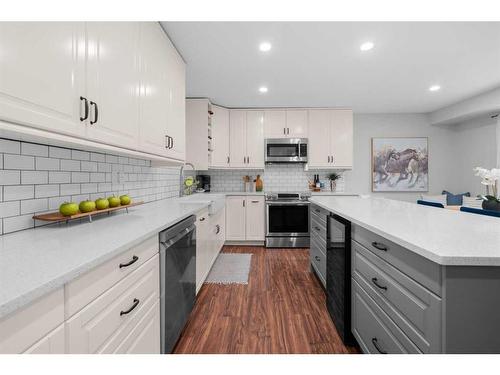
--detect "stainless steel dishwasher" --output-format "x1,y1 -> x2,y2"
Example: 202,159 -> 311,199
159,215 -> 196,353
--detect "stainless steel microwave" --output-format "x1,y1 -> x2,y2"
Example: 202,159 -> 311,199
264,138 -> 308,163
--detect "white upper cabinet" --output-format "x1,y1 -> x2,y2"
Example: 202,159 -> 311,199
264,110 -> 286,138
138,22 -> 171,158
308,109 -> 332,168
0,22 -> 86,137
164,38 -> 186,161
210,105 -> 230,168
245,111 -> 265,168
85,22 -> 141,150
308,109 -> 353,169
286,110 -> 308,138
229,110 -> 247,168
263,109 -> 308,138
185,99 -> 210,170
229,110 -> 264,169
330,109 -> 353,168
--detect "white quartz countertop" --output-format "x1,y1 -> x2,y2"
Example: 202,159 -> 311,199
309,196 -> 500,266
0,198 -> 210,320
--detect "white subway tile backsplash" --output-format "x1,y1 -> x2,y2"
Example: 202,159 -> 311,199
0,139 -> 21,154
35,184 -> 59,198
0,170 -> 21,185
49,171 -> 71,184
21,143 -> 48,157
4,154 -> 35,170
1,138 -> 180,235
4,185 -> 34,201
36,157 -> 60,171
0,201 -> 20,218
90,152 -> 106,162
71,172 -> 90,183
21,171 -> 48,185
81,161 -> 98,172
21,198 -> 48,215
60,184 -> 80,196
49,146 -> 72,159
3,214 -> 34,233
72,150 -> 90,161
60,159 -> 80,171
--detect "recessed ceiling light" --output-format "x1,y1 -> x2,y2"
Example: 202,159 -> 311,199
429,85 -> 441,92
360,41 -> 374,51
259,86 -> 268,93
259,42 -> 272,52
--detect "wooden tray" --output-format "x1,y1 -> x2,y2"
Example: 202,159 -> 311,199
33,201 -> 144,223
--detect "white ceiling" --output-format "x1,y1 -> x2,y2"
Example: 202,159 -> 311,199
161,22 -> 500,113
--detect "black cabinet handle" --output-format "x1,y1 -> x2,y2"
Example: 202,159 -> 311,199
283,127 -> 286,135
371,241 -> 388,251
227,156 -> 230,164
215,224 -> 220,234
251,200 -> 259,203
171,137 -> 174,149
120,298 -> 140,316
371,277 -> 388,291
315,209 -> 320,213
315,256 -> 321,261
247,156 -> 250,164
119,255 -> 138,268
371,338 -> 387,354
80,96 -> 89,121
89,101 -> 98,124
314,226 -> 321,231
287,128 -> 290,135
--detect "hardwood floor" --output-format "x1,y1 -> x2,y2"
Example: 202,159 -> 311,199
174,246 -> 359,354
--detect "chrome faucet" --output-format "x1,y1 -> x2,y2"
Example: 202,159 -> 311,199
179,162 -> 196,197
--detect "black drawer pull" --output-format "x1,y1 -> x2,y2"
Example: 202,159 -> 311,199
119,255 -> 138,268
371,241 -> 388,251
314,226 -> 321,231
371,338 -> 387,354
120,298 -> 140,316
89,101 -> 98,125
315,256 -> 321,262
371,277 -> 388,291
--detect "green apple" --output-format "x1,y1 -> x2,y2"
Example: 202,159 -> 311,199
108,195 -> 121,208
120,194 -> 131,205
59,202 -> 79,216
95,198 -> 109,210
79,200 -> 96,213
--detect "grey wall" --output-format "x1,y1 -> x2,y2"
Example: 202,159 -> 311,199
447,117 -> 498,196
343,113 -> 456,202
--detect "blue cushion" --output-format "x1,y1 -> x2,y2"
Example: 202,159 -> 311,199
417,200 -> 444,208
442,190 -> 470,206
460,206 -> 500,218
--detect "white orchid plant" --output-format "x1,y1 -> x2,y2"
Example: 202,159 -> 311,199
474,167 -> 500,202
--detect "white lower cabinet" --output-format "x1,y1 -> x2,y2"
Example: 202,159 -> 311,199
196,208 -> 226,293
23,324 -> 65,354
225,196 -> 265,241
66,254 -> 160,354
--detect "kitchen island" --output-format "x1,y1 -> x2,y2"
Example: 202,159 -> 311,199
309,195 -> 500,354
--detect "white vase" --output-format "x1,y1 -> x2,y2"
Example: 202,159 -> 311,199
330,180 -> 337,192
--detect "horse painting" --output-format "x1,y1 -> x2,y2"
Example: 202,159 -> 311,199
372,138 -> 428,192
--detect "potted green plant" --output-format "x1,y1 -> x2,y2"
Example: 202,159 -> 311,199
329,173 -> 341,192
474,167 -> 500,211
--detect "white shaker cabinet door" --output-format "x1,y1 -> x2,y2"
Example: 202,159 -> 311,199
286,110 -> 308,138
225,196 -> 246,241
245,196 -> 265,241
85,22 -> 141,150
245,111 -> 265,168
229,110 -> 247,168
264,110 -> 287,138
331,109 -> 353,168
307,109 -> 331,168
165,41 -> 186,161
23,324 -> 65,354
138,22 -> 170,157
211,105 -> 230,168
0,22 -> 86,137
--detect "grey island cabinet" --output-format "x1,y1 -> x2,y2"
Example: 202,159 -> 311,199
308,196 -> 500,354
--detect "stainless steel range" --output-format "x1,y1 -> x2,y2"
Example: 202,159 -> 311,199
265,192 -> 311,248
